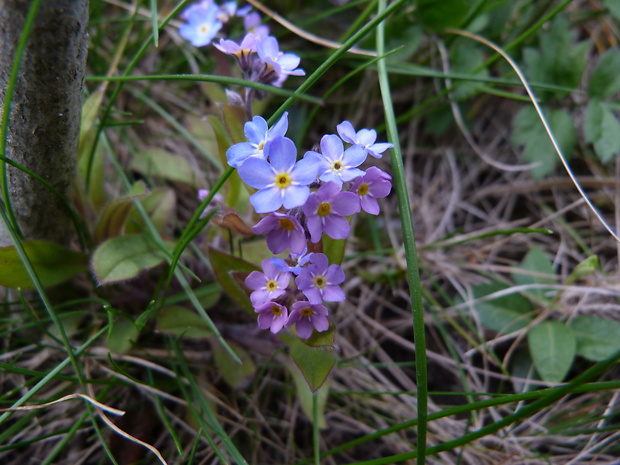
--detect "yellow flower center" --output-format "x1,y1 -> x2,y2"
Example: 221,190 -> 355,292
271,305 -> 283,316
279,218 -> 295,230
357,183 -> 369,196
300,307 -> 313,318
332,161 -> 344,172
266,280 -> 278,291
313,276 -> 326,288
317,202 -> 331,217
275,173 -> 291,189
199,24 -> 211,35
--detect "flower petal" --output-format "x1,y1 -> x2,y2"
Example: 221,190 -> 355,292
250,187 -> 283,213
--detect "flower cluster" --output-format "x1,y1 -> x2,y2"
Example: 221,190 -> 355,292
230,113 -> 393,338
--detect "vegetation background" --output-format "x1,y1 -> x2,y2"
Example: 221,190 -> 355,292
1,0 -> 620,464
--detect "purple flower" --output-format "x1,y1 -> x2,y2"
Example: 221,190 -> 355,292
226,113 -> 288,168
295,253 -> 345,304
307,134 -> 367,185
302,181 -> 359,242
349,167 -> 392,215
337,121 -> 393,158
255,301 -> 288,334
245,258 -> 291,306
256,35 -> 305,86
244,11 -> 270,37
286,301 -> 329,339
214,33 -> 257,72
179,1 -> 223,47
270,249 -> 314,275
216,1 -> 237,22
252,212 -> 306,254
238,137 -> 321,213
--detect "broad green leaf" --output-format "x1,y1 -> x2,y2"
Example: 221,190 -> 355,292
528,321 -> 575,383
286,335 -> 336,392
107,318 -> 139,354
564,255 -> 600,285
0,241 -> 88,289
208,247 -> 259,312
569,316 -> 620,362
472,282 -> 534,333
511,106 -> 575,179
304,322 -> 336,348
131,148 -> 197,186
93,182 -> 147,243
511,247 -> 557,301
126,187 -> 176,236
588,48 -> 620,99
212,340 -> 256,388
91,234 -> 171,285
450,41 -> 489,100
156,306 -> 215,339
287,362 -> 329,428
605,0 -> 620,20
415,0 -> 471,31
584,99 -> 620,163
510,350 -> 541,393
323,235 -> 345,266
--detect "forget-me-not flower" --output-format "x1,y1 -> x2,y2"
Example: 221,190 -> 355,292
295,253 -> 345,304
226,112 -> 289,168
255,301 -> 289,334
256,35 -> 305,86
350,167 -> 392,215
337,121 -> 393,158
179,1 -> 223,47
303,181 -> 359,242
238,136 -> 320,213
252,212 -> 306,254
245,258 -> 291,307
308,134 -> 367,185
286,301 -> 329,339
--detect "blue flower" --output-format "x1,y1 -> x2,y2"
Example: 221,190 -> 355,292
303,181 -> 360,242
237,136 -> 321,213
226,113 -> 289,168
256,35 -> 305,87
286,301 -> 329,339
179,1 -> 223,47
307,134 -> 367,185
337,121 -> 393,158
295,253 -> 345,305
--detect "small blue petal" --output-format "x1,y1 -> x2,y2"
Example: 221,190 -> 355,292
238,158 -> 275,189
268,137 -> 297,171
251,187 -> 282,213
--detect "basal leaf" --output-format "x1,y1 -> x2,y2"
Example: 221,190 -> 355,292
131,148 -> 197,187
0,241 -> 88,289
511,106 -> 575,179
415,0 -> 471,31
126,187 -> 176,236
208,247 -> 259,312
212,340 -> 256,389
157,305 -> 214,339
584,100 -> 620,163
91,234 -> 171,285
511,247 -> 557,301
107,317 -> 139,354
528,320 -> 575,383
588,47 -> 620,99
569,316 -> 620,362
472,281 -> 534,333
93,182 -> 148,243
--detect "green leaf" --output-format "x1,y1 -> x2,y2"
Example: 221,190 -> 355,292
605,0 -> 620,20
450,41 -> 489,100
588,48 -> 620,99
565,255 -> 600,285
511,106 -> 575,179
472,282 -> 534,333
131,148 -> 197,186
569,316 -> 620,362
107,318 -> 139,354
415,0 -> 471,31
287,363 -> 329,428
126,187 -> 176,235
322,235 -> 345,266
212,340 -> 256,389
93,181 -> 148,243
156,306 -> 215,339
511,247 -> 557,301
584,99 -> 620,163
510,350 -> 541,393
287,336 -> 336,392
91,234 -> 171,285
208,247 -> 259,312
528,321 -> 575,383
0,241 -> 88,289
